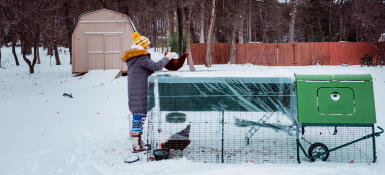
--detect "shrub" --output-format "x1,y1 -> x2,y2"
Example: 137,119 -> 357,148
168,32 -> 186,53
360,54 -> 374,66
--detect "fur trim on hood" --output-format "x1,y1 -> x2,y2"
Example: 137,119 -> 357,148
121,48 -> 148,62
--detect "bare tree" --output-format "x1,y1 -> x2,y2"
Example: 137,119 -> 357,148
11,36 -> 20,66
338,0 -> 344,41
176,0 -> 184,55
288,0 -> 298,43
238,0 -> 247,44
0,26 -> 2,68
65,1 -> 73,64
205,0 -> 216,67
21,39 -> 38,73
183,2 -> 196,71
0,42 -> 2,68
229,0 -> 247,63
199,0 -> 205,43
247,0 -> 252,43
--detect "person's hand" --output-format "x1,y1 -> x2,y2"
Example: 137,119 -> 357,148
165,52 -> 178,60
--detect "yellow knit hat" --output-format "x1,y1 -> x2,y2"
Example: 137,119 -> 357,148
133,32 -> 150,49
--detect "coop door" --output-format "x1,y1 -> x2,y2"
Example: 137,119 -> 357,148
87,34 -> 105,70
104,34 -> 122,69
317,87 -> 356,115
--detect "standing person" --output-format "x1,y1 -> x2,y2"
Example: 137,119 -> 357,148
122,32 -> 177,152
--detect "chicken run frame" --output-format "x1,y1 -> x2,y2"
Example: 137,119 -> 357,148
144,72 -> 383,163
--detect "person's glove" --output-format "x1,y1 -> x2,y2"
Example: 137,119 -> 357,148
165,52 -> 178,60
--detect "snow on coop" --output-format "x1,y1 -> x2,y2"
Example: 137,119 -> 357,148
71,9 -> 136,74
146,71 -> 298,163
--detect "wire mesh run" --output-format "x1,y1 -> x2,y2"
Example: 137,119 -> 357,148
146,73 -> 298,163
147,110 -> 298,163
298,125 -> 374,163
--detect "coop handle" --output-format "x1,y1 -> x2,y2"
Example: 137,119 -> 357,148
375,126 -> 384,136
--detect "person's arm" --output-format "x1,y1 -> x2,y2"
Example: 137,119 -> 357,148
140,56 -> 170,71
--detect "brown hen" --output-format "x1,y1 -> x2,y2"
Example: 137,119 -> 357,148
161,124 -> 191,151
164,53 -> 189,71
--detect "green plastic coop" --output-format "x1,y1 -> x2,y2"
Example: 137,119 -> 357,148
145,72 -> 382,163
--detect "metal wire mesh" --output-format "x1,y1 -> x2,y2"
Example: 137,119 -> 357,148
147,110 -> 298,163
146,73 -> 298,163
298,126 -> 374,163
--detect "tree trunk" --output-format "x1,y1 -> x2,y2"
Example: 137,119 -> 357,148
176,0 -> 184,55
338,0 -> 343,41
248,1 -> 252,43
0,31 -> 2,67
0,44 -> 2,68
230,0 -> 246,63
288,0 -> 298,43
205,0 -> 216,67
183,5 -> 196,71
173,10 -> 178,33
47,42 -> 54,56
36,45 -> 41,64
64,1 -> 73,64
54,40 -> 61,65
33,31 -> 41,64
258,2 -> 265,42
230,24 -> 237,64
199,0 -> 205,43
317,17 -> 325,41
152,15 -> 157,51
22,42 -> 38,74
328,4 -> 332,41
12,40 -> 20,66
238,0 -> 247,44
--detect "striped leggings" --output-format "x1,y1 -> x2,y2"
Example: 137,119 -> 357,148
131,114 -> 147,135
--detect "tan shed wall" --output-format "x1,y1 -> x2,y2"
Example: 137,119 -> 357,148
72,9 -> 134,74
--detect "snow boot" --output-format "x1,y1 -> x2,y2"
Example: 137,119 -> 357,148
132,135 -> 146,153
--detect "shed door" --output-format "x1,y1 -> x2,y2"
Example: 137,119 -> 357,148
87,34 -> 105,70
104,34 -> 122,69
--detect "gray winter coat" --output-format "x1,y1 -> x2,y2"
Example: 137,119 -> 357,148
124,50 -> 169,114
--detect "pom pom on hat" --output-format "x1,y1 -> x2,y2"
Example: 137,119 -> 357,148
133,32 -> 140,40
132,32 -> 150,49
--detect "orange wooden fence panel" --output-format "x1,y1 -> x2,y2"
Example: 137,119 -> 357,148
277,43 -> 294,66
191,42 -> 382,66
329,42 -> 378,65
190,43 -> 230,65
293,42 -> 330,66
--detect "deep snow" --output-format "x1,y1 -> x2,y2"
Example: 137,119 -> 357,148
0,46 -> 384,175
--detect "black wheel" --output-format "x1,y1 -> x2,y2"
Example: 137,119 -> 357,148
308,142 -> 329,162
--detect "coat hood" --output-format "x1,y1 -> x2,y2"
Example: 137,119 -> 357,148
121,48 -> 149,62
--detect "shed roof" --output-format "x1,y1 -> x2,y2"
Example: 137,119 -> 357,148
73,8 -> 136,36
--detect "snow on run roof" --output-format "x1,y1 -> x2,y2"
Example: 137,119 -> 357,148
153,70 -> 295,78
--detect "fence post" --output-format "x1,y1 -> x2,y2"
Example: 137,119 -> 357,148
292,43 -> 297,65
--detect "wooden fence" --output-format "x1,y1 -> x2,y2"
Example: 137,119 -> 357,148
190,42 -> 385,66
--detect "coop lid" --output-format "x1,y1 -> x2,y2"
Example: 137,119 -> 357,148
148,71 -> 297,114
152,71 -> 295,83
295,74 -> 372,81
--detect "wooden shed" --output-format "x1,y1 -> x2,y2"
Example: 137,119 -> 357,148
72,9 -> 136,74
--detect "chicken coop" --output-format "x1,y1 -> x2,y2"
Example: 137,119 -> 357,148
72,8 -> 136,74
145,72 -> 382,163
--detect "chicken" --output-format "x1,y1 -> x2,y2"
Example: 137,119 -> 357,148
164,53 -> 189,71
161,124 -> 191,151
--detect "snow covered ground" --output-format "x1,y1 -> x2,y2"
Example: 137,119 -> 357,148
0,46 -> 384,175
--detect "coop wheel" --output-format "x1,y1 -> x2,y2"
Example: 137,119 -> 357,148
308,142 -> 329,162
